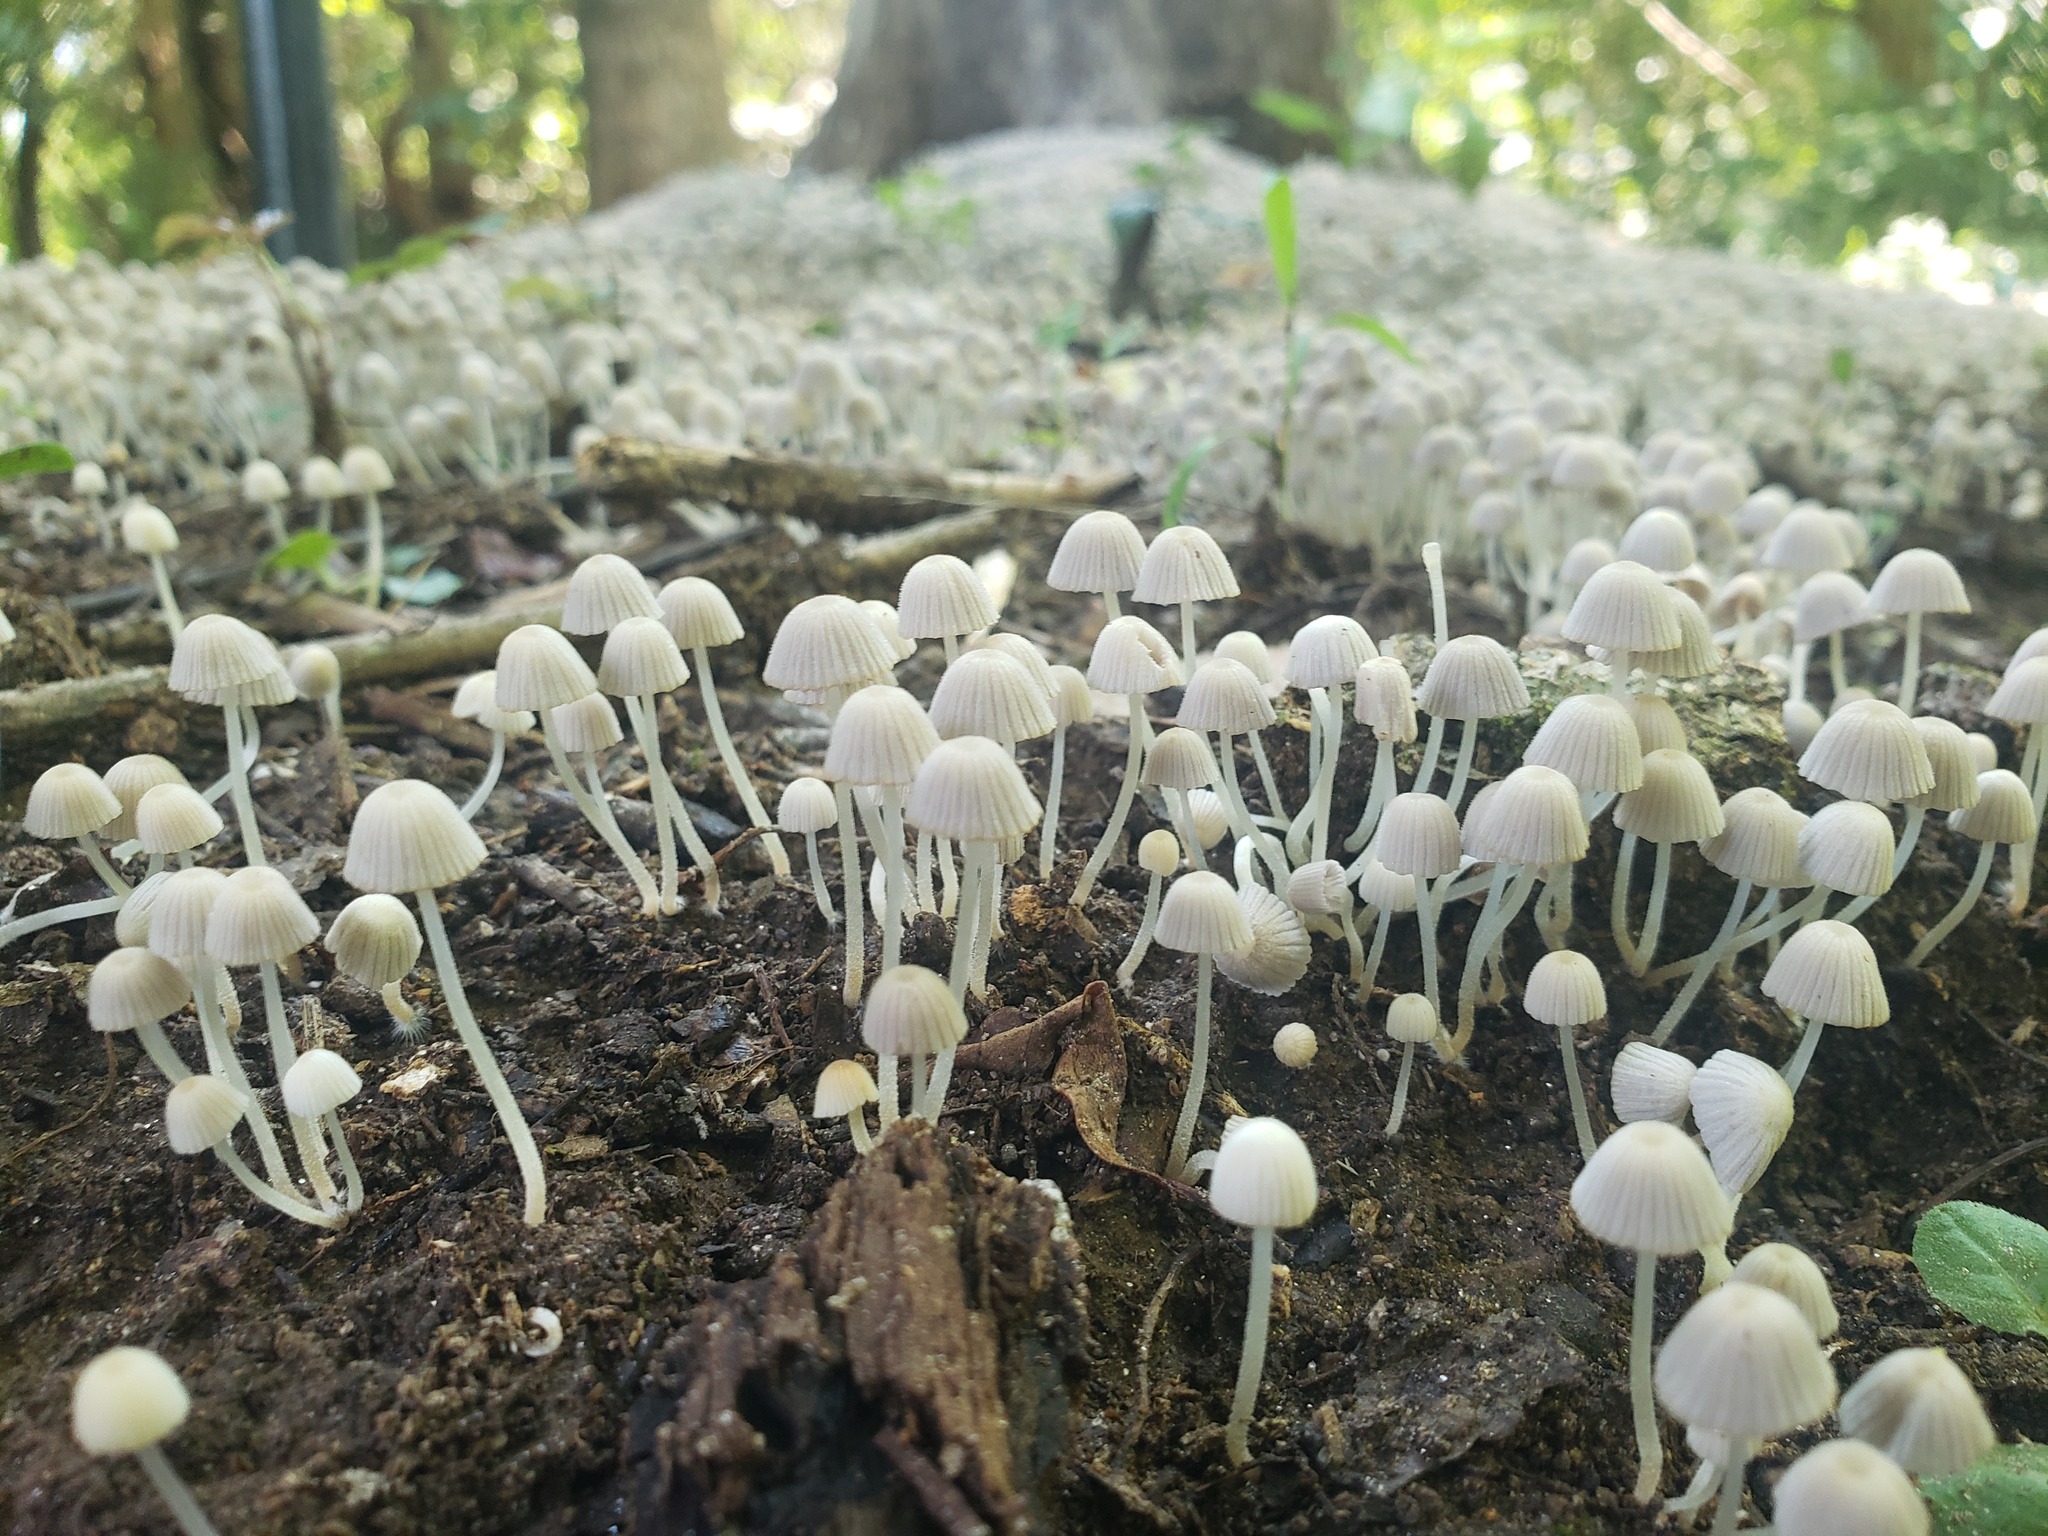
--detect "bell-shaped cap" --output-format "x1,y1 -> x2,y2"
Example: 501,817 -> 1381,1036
1353,656 -> 1418,743
121,502 -> 179,555
206,865 -> 319,966
1730,1243 -> 1839,1341
1047,509 -> 1146,596
1216,885 -> 1312,993
340,444 -> 394,494
1770,1440 -> 1928,1536
1177,659 -> 1276,734
1131,523 -> 1239,605
299,455 -> 346,499
325,892 -> 423,987
1762,507 -> 1852,575
1285,860 -> 1351,919
1569,1120 -> 1733,1255
1793,572 -> 1870,643
1762,919 -> 1888,1028
1736,484 -> 1792,536
1868,548 -> 1968,617
1386,992 -> 1440,1043
1524,692 -> 1644,794
495,625 -> 599,712
1797,801 -> 1896,896
897,554 -> 999,639
561,552 -> 658,635
903,736 -> 1041,842
1143,726 -> 1218,791
813,1058 -> 879,1119
1213,631 -> 1274,684
1049,665 -> 1094,729
135,784 -> 223,857
242,458 -> 290,503
1689,1049 -> 1794,1194
1800,699 -> 1935,804
1987,654 -> 2048,726
72,1346 -> 190,1456
777,776 -> 838,834
116,869 -> 171,949
1908,717 -> 1981,813
1376,793 -> 1463,879
550,693 -> 623,754
1286,615 -> 1377,690
1702,787 -> 1808,887
71,461 -> 108,498
283,1048 -> 362,1118
1654,1282 -> 1837,1436
1559,537 -> 1616,586
1355,857 -> 1419,913
827,685 -> 940,785
1157,869 -> 1254,955
168,614 -> 283,701
1563,560 -> 1683,652
1618,508 -> 1695,572
1416,634 -> 1528,721
1628,694 -> 1688,754
1468,764 -> 1588,865
859,600 -> 916,664
451,670 -> 535,736
1951,768 -> 2037,845
1614,749 -> 1724,845
861,964 -> 968,1056
344,779 -> 488,893
1524,950 -> 1606,1030
289,644 -> 341,702
762,595 -> 899,694
1610,1042 -> 1696,1124
659,576 -> 746,651
598,615 -> 689,697
1636,591 -> 1721,680
1089,615 -> 1180,695
929,650 -> 1055,744
1138,829 -> 1182,877
145,867 -> 228,961
1839,1347 -> 1995,1477
24,763 -> 121,840
1209,1116 -> 1317,1229
975,633 -> 1055,699
102,755 -> 191,842
164,1073 -> 247,1155
1186,789 -> 1229,850
88,947 -> 192,1034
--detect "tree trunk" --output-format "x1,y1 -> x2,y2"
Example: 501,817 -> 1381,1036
576,0 -> 737,210
11,94 -> 44,260
806,0 -> 1344,177
1853,0 -> 1940,91
383,2 -> 481,235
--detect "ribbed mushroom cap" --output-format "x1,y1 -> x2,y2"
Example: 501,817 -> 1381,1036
182,659 -> 295,710
1213,631 -> 1275,684
1736,484 -> 1792,537
1800,699 -> 1936,804
1763,920 -> 1888,1027
1627,694 -> 1688,755
1563,560 -> 1684,652
1470,764 -> 1589,865
24,763 -> 121,839
344,779 -> 488,893
132,784 -> 222,858
1049,665 -> 1094,729
1689,460 -> 1746,519
1763,507 -> 1853,575
826,685 -> 940,785
103,755 -> 191,842
450,670 -> 535,735
1186,789 -> 1230,849
1793,572 -> 1870,643
1216,885 -> 1312,993
1963,731 -> 1998,774
1416,635 -> 1529,720
1354,656 -> 1419,743
299,455 -> 345,499
121,502 -> 179,554
813,1058 -> 879,1119
1524,693 -> 1645,793
340,444 -> 394,494
1047,509 -> 1146,596
598,616 -> 689,697
1796,801 -> 1896,896
1570,1120 -> 1733,1254
1209,1116 -> 1317,1228
164,1073 -> 246,1155
145,867 -> 227,960
1559,537 -> 1617,586
1869,548 -> 1969,616
1909,717 -> 1982,813
1986,655 -> 2048,724
550,693 -> 624,754
1610,1042 -> 1696,1124
1524,950 -> 1606,1030
289,644 -> 341,702
1376,793 -> 1464,878
1131,523 -> 1240,605
1157,870 -> 1255,955
116,869 -> 171,949
1701,787 -> 1808,887
1356,857 -> 1420,912
166,614 -> 279,700
974,633 -> 1056,699
1286,859 -> 1351,917
862,964 -> 968,1055
1689,1049 -> 1795,1194
206,865 -> 319,965
325,892 -> 423,987
88,947 -> 192,1034
1143,726 -> 1219,791
494,625 -> 599,712
1286,615 -> 1377,689
1771,1440 -> 1928,1536
284,1048 -> 362,1118
72,1347 -> 190,1456
1273,1022 -> 1318,1068
1459,783 -> 1504,859
1138,829 -> 1182,877
1178,659 -> 1277,734
762,595 -> 900,694
1617,508 -> 1695,572
1710,572 -> 1768,626
1088,615 -> 1181,694
1730,1243 -> 1839,1340
1951,768 -> 2037,845
1655,1282 -> 1837,1436
1636,592 -> 1721,679
2014,625 -> 2048,670
777,776 -> 838,834
658,576 -> 746,650
1386,992 -> 1440,1043
897,554 -> 999,639
903,735 -> 1041,842
1613,750 -> 1724,845
928,649 -> 1056,744
1839,1348 -> 1995,1477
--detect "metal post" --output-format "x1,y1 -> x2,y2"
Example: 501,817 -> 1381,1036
275,0 -> 352,268
240,0 -> 298,261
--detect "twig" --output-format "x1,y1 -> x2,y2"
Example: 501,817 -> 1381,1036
753,966 -> 792,1050
872,1425 -> 992,1536
1115,1242 -> 1199,1468
1,1035 -> 118,1169
1928,1137 -> 2048,1208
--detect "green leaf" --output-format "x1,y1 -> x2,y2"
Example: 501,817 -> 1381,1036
1263,177 -> 1298,310
1037,302 -> 1085,353
1101,318 -> 1147,361
349,237 -> 450,286
266,529 -> 339,574
1831,348 -> 1856,385
386,567 -> 463,606
1329,313 -> 1416,364
0,442 -> 75,479
1162,435 -> 1222,529
1252,89 -> 1354,164
1913,1201 -> 2048,1337
1925,1443 -> 2048,1535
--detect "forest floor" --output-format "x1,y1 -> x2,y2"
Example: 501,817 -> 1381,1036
1,482 -> 2045,1536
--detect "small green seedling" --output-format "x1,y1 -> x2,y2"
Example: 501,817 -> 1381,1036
1913,1200 -> 2048,1337
0,442 -> 74,479
1330,313 -> 1415,364
1161,436 -> 1222,529
1923,1443 -> 2048,1536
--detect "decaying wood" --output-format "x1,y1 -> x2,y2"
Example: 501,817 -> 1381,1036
360,686 -> 494,755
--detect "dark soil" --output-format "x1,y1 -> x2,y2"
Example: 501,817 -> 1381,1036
2,484 -> 2045,1536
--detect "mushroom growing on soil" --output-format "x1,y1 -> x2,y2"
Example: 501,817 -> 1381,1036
1040,663 -> 1095,878
1157,869 -> 1255,1179
1343,655 -> 1419,857
283,1049 -> 365,1212
71,1346 -> 223,1536
1131,522 -> 1239,676
325,892 -> 424,1037
1562,558 -> 1682,699
1770,1440 -> 1929,1536
1383,991 -> 1440,1135
1867,547 -> 1969,716
1524,950 -> 1605,1159
1273,1022 -> 1317,1068
1909,768 -> 2037,964
22,760 -> 129,899
1287,858 -> 1364,984
1838,1347 -> 1995,1477
168,614 -> 293,867
1986,654 -> 2048,912
121,501 -> 184,639
812,1058 -> 879,1151
449,670 -> 535,821
1116,829 -> 1185,989
1413,633 -> 1529,813
1611,748 -> 1723,976
88,946 -> 194,1083
242,457 -> 291,546
860,962 -> 969,1123
163,1073 -> 337,1227
1178,657 -> 1290,883
1208,1116 -> 1318,1465
777,776 -> 840,924
1374,792 -> 1464,1018
340,444 -> 394,604
1047,508 -> 1146,622
599,615 -> 721,914
1283,614 -> 1377,861
1142,726 -> 1218,872
903,734 -> 1041,1005
1609,1041 -> 1697,1125
1762,919 -> 1888,1093
896,553 -> 999,665
826,684 -> 940,985
1071,614 -> 1180,909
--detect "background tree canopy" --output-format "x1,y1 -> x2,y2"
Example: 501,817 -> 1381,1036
0,0 -> 2041,288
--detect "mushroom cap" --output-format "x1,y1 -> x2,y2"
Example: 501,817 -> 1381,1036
340,444 -> 395,493
1562,560 -> 1684,652
1048,665 -> 1094,729
861,964 -> 968,1055
1386,991 -> 1440,1043
325,892 -> 423,987
1839,1347 -> 1995,1477
1523,949 -> 1606,1030
1762,920 -> 1888,1028
101,755 -> 192,842
929,649 -> 1055,744
1272,1022 -> 1318,1068
1963,731 -> 1998,774
145,867 -> 228,961
283,1048 -> 362,1118
1627,694 -> 1688,754
242,458 -> 290,504
597,615 -> 689,697
1636,591 -> 1721,680
120,502 -> 179,554
1157,870 -> 1254,955
902,735 -> 1041,842
1730,1243 -> 1839,1341
206,865 -> 319,966
1610,1042 -> 1696,1125
813,1058 -> 879,1118
1654,1281 -> 1837,1436
1354,857 -> 1418,912
1709,571 -> 1768,626
1558,537 -> 1617,586
1047,509 -> 1146,596
1215,885 -> 1312,993
71,461 -> 108,497
1868,548 -> 1969,617
856,600 -> 916,665
88,946 -> 192,1034
1800,699 -> 1936,804
1467,764 -> 1588,866
550,693 -> 624,754
1177,659 -> 1277,734
1143,726 -> 1218,791
827,684 -> 941,785
1285,859 -> 1351,917
72,1346 -> 190,1456
116,869 -> 171,949
897,553 -> 999,639
1131,523 -> 1240,605
299,455 -> 346,498
169,614 -> 285,700
494,625 -> 599,712
1088,615 -> 1180,695
974,633 -> 1055,700
1909,717 -> 1982,813
1796,800 -> 1896,897
1415,635 -> 1529,721
1688,461 -> 1746,519
1209,1116 -> 1317,1229
1353,656 -> 1418,743
1699,787 -> 1807,888
344,779 -> 488,893
1736,484 -> 1793,536
164,1073 -> 247,1155
1375,793 -> 1463,879
24,762 -> 121,840
2014,625 -> 2048,670
659,576 -> 746,650
777,776 -> 839,834
1986,655 -> 2048,725
1569,1120 -> 1734,1254
1213,631 -> 1274,684
450,670 -> 535,735
762,595 -> 899,694
1137,828 -> 1182,877
1951,768 -> 2037,845
1613,749 -> 1724,846
1783,697 -> 1826,755
288,643 -> 341,702
1185,789 -> 1230,850
1769,1440 -> 1928,1536
1617,508 -> 1696,572
1762,507 -> 1853,575
1793,572 -> 1871,643
1689,1049 -> 1795,1194
135,784 -> 224,857
1286,615 -> 1377,690
1524,692 -> 1645,794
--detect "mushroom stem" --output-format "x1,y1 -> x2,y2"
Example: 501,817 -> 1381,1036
1115,872 -> 1165,989
915,831 -> 936,913
689,643 -> 789,875
1247,727 -> 1286,824
835,783 -> 866,1006
854,789 -> 905,970
1632,841 -> 1675,977
147,553 -> 185,640
380,981 -> 415,1028
1559,1023 -> 1595,1160
1649,877 -> 1754,1044
1286,690 -> 1326,861
1611,832 -> 1640,972
1178,600 -> 1199,679
1224,1224 -> 1276,1466
541,717 -> 660,916
1415,873 -> 1444,1019
135,1443 -> 224,1536
1164,952 -> 1216,1179
1829,631 -> 1849,699
219,702 -> 266,866
1708,1449 -> 1747,1536
967,839 -> 1000,1000
1608,647 -> 1631,700
361,490 -> 385,606
415,890 -> 547,1225
948,838 -> 984,1003
1891,804 -> 1926,880
1360,904 -> 1392,1002
1787,640 -> 1812,707
1342,739 -> 1398,854
1071,692 -> 1145,909
908,1049 -> 929,1119
74,834 -> 132,897
2012,728 -> 2046,915
196,708 -> 262,808
1039,724 -> 1068,879
939,836 -> 960,916
1168,788 -> 1203,872
260,963 -> 337,1206
1385,1040 -> 1417,1134
1899,609 -> 1924,715
322,1108 -> 364,1212
1908,839 -> 1997,965
0,891 -> 126,950
213,1140 -> 339,1228
191,966 -> 295,1194
1307,689 -> 1345,862
1211,731 -> 1290,887
1630,1249 -> 1662,1502
621,696 -> 680,914
460,731 -> 507,821
845,1107 -> 874,1153
1337,902 -> 1365,983
1424,541 -> 1447,648
1413,714 -> 1448,799
1646,885 -> 1826,981
803,830 -> 837,923
1448,863 -> 1540,1057
136,1022 -> 192,1082
1780,1015 -> 1825,1093
1441,719 -> 1479,816
875,1053 -> 897,1129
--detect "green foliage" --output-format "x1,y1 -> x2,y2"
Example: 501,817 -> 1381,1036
874,169 -> 977,244
267,530 -> 340,576
349,236 -> 451,286
1263,177 -> 1299,310
1830,347 -> 1856,384
1254,89 -> 1359,166
1162,436 -> 1223,528
1913,1201 -> 2048,1336
1038,303 -> 1086,354
1330,312 -> 1416,363
1924,1443 -> 2048,1536
385,567 -> 463,606
0,442 -> 74,479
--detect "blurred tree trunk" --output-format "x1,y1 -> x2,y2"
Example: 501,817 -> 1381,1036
806,0 -> 1344,176
11,92 -> 43,259
383,1 -> 480,235
176,0 -> 254,210
1853,0 -> 1940,90
576,0 -> 736,209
